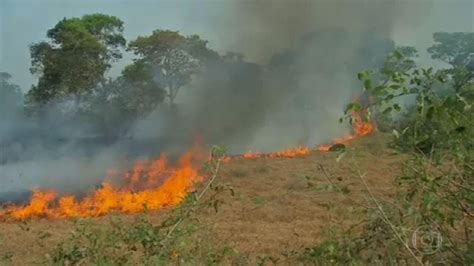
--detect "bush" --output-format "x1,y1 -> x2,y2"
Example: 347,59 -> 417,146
305,49 -> 473,265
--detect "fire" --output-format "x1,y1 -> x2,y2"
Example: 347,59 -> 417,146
317,135 -> 355,152
1,146 -> 205,220
0,99 -> 374,220
318,104 -> 375,151
352,109 -> 375,137
224,146 -> 311,161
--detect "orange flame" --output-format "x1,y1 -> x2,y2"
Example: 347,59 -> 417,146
1,98 -> 375,220
224,146 -> 311,161
317,135 -> 356,152
318,103 -> 375,152
1,146 -> 205,220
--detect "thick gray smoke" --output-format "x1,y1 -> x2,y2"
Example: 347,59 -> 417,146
226,0 -> 405,62
0,0 -> 439,200
136,0 -> 424,152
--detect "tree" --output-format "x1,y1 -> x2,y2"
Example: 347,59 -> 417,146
381,46 -> 418,75
26,14 -> 126,107
75,62 -> 166,138
0,72 -> 23,115
339,44 -> 473,265
128,30 -> 218,105
428,32 -> 474,68
111,62 -> 165,118
428,32 -> 474,91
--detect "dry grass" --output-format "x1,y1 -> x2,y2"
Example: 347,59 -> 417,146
0,133 -> 406,264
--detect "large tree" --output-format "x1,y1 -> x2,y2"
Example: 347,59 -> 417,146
428,32 -> 474,68
428,32 -> 474,91
75,62 -> 166,137
107,62 -> 165,119
26,14 -> 126,107
127,30 -> 218,105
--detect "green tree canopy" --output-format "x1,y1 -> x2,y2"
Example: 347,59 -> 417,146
128,30 -> 218,105
428,32 -> 474,68
428,32 -> 474,92
26,14 -> 126,107
381,46 -> 418,75
76,62 -> 166,137
112,62 -> 165,117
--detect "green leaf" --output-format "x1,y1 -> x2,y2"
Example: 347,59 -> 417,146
437,75 -> 447,83
393,104 -> 401,112
357,71 -> 369,80
384,94 -> 394,102
454,126 -> 466,133
426,106 -> 434,120
364,79 -> 372,91
345,102 -> 362,113
389,84 -> 400,90
373,85 -> 385,95
383,107 -> 393,114
211,145 -> 228,158
393,50 -> 403,60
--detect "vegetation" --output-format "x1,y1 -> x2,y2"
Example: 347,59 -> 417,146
308,32 -> 473,265
49,200 -> 227,265
127,30 -> 219,106
26,14 -> 126,109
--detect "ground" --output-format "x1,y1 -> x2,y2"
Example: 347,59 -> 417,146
0,133 -> 408,265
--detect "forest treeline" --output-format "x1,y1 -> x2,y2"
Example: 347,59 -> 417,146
0,13 -> 472,158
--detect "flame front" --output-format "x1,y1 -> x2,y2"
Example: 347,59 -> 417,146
351,108 -> 375,137
1,100 -> 375,220
1,146 -> 205,220
224,146 -> 311,162
318,105 -> 375,151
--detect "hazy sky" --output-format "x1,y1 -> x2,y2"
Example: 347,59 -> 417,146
0,0 -> 472,91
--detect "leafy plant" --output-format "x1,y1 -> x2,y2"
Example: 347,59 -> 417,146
306,35 -> 473,265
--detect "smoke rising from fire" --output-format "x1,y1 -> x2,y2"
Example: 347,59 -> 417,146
225,0 -> 407,63
144,0 -> 425,152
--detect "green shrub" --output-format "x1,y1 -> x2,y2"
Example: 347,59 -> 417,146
305,44 -> 473,265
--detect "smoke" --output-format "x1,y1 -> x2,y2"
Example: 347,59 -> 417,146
139,0 -> 425,152
224,0 -> 417,63
0,151 -> 121,202
0,0 -> 432,200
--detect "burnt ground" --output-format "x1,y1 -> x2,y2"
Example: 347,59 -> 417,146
0,133 -> 407,264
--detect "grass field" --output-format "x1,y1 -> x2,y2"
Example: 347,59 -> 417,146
0,133 -> 410,264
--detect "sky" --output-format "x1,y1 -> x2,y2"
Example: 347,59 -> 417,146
0,0 -> 473,91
